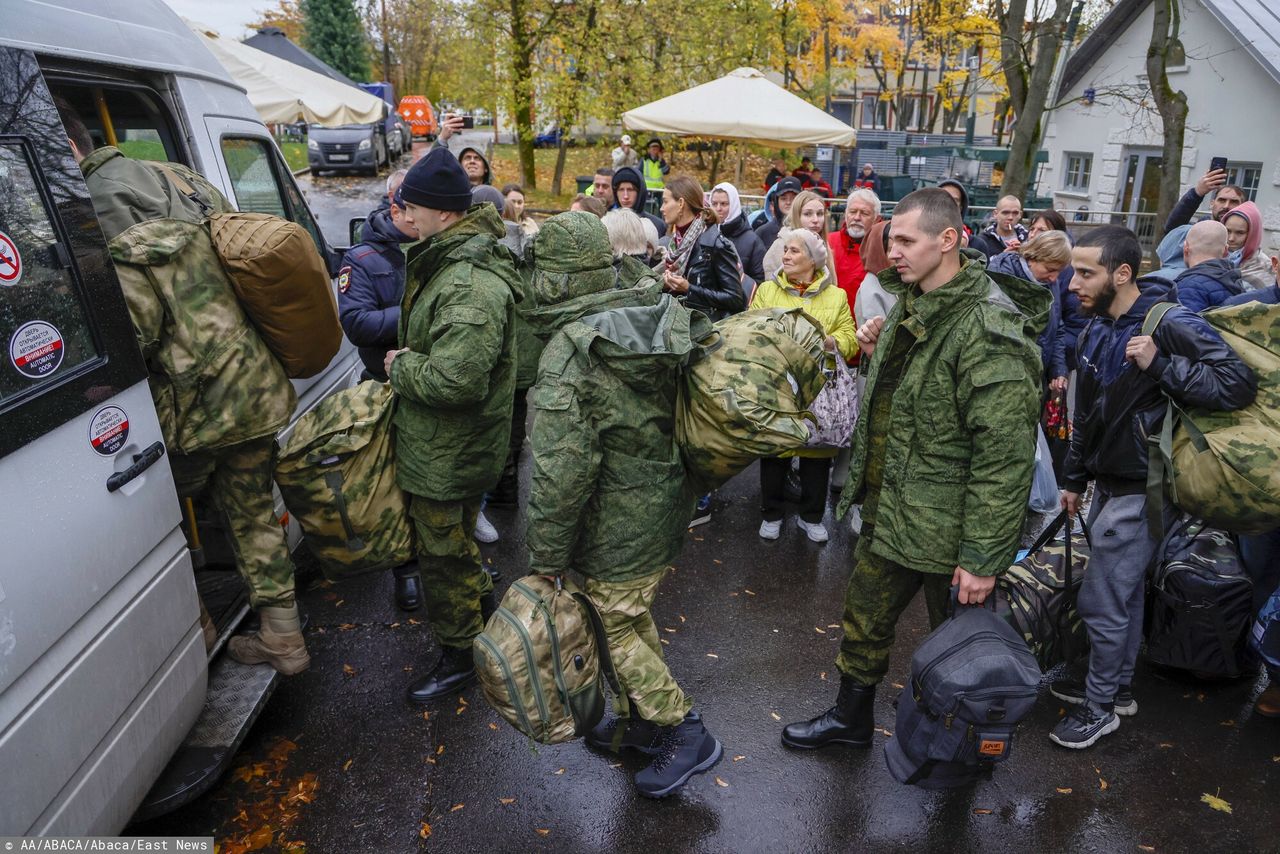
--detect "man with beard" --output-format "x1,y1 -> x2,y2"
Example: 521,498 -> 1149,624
1049,226 -> 1255,750
828,188 -> 882,320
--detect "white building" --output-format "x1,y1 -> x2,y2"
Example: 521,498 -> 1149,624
1041,0 -> 1278,253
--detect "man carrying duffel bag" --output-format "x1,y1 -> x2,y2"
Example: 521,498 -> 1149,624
1053,226 -> 1256,749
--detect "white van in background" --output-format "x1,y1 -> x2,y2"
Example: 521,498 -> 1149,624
0,0 -> 361,835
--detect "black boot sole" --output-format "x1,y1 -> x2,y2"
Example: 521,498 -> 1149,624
780,731 -> 872,750
405,671 -> 477,705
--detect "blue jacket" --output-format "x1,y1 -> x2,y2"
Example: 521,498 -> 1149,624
987,251 -> 1067,379
1058,266 -> 1088,372
1063,281 -> 1256,491
1223,283 -> 1280,307
339,208 -> 409,380
1171,258 -> 1246,312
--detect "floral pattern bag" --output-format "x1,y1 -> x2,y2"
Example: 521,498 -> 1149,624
804,354 -> 860,449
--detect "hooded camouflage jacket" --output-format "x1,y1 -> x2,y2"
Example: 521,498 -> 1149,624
390,204 -> 519,500
835,258 -> 1049,578
527,295 -> 710,582
83,147 -> 296,453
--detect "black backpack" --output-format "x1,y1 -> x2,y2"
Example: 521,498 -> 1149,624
1145,516 -> 1254,679
885,594 -> 1041,789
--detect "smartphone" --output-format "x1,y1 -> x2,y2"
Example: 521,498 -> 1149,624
461,115 -> 475,129
1209,156 -> 1228,173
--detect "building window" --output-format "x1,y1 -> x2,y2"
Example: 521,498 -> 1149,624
861,94 -> 888,129
897,94 -> 931,131
1225,163 -> 1261,201
1063,152 -> 1092,192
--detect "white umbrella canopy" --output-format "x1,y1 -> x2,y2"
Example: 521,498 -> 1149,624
186,19 -> 384,126
622,67 -> 856,149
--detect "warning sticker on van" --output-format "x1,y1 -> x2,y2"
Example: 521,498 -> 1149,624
9,320 -> 64,379
0,230 -> 21,285
89,405 -> 130,456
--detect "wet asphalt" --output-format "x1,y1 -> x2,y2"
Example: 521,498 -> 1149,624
130,171 -> 1279,853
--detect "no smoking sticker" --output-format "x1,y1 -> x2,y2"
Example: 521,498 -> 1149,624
9,320 -> 64,379
0,231 -> 21,286
89,405 -> 130,456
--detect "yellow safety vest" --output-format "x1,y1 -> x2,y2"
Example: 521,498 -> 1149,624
642,157 -> 665,191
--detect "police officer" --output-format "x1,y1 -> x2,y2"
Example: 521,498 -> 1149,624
384,148 -> 519,702
641,138 -> 669,192
782,189 -> 1048,749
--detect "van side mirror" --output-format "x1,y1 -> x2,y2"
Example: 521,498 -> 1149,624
349,217 -> 366,246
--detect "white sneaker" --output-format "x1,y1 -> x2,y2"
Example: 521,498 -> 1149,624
474,512 -> 499,544
848,504 -> 863,535
797,518 -> 829,543
759,519 -> 782,540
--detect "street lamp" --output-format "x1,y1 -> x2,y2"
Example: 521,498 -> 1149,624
964,53 -> 979,146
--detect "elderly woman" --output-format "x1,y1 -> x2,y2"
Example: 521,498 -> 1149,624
764,190 -> 837,284
749,228 -> 856,544
601,207 -> 665,292
988,231 -> 1072,392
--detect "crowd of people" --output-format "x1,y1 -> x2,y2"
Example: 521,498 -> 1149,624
61,81 -> 1277,801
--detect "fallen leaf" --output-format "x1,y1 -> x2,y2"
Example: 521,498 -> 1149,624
335,600 -> 344,607
1201,792 -> 1233,814
714,776 -> 729,787
729,592 -> 739,597
827,624 -> 839,629
660,639 -> 670,645
499,798 -> 516,805
489,723 -> 498,731
404,666 -> 414,672
877,728 -> 893,737
744,589 -> 756,596
342,664 -> 356,676
554,768 -> 565,775
707,653 -> 719,659
679,615 -> 686,623
456,704 -> 466,716
1197,692 -> 1206,702
1099,778 -> 1109,791
1273,756 -> 1280,763
1219,719 -> 1236,727
422,711 -> 431,720
770,712 -> 781,721
343,759 -> 353,772
1056,787 -> 1072,794
1138,846 -> 1156,852
338,623 -> 356,631
820,671 -> 828,681
437,744 -> 445,755
459,697 -> 468,706
609,762 -> 622,768
663,627 -> 677,633
535,829 -> 550,837
733,755 -> 746,762
450,803 -> 464,812
425,757 -> 436,765
814,627 -> 827,634
419,823 -> 432,839
245,827 -> 273,849
713,559 -> 723,565
1158,743 -> 1174,749
973,808 -> 992,815
390,622 -> 401,629
892,682 -> 905,690
408,618 -> 421,625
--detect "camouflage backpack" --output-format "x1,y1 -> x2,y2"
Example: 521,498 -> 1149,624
676,307 -> 829,492
1144,301 -> 1280,534
275,381 -> 414,579
474,574 -> 620,744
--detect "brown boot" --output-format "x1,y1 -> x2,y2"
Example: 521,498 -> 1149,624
1254,681 -> 1280,718
227,604 -> 311,675
198,597 -> 217,653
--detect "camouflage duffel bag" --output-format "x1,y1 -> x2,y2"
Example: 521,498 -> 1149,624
276,381 -> 414,578
1145,301 -> 1280,534
474,574 -> 619,744
676,307 -> 829,492
995,511 -> 1091,671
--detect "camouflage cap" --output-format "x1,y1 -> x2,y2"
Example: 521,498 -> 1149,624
531,212 -> 617,306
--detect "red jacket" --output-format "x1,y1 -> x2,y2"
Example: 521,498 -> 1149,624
827,229 -> 865,316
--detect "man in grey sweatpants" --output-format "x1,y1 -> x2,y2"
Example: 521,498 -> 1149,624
1052,226 -> 1256,750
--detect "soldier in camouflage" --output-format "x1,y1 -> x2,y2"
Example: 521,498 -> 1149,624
384,148 -> 519,703
524,212 -> 723,798
783,189 -> 1049,751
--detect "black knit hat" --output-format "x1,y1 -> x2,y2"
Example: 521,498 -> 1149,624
399,147 -> 472,211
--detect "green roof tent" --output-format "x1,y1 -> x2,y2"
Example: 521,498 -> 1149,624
895,145 -> 1052,210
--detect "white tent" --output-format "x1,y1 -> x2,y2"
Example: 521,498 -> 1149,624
622,67 -> 856,149
186,20 -> 383,126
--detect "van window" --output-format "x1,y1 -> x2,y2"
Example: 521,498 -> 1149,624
220,136 -> 326,255
48,84 -> 183,163
0,141 -> 100,405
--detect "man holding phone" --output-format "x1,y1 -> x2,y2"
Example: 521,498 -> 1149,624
1164,157 -> 1246,232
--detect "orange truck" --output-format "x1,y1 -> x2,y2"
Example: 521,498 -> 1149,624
397,95 -> 438,139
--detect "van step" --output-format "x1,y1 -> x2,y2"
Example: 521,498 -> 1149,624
130,652 -> 279,821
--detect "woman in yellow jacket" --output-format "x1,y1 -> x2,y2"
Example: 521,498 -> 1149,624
750,228 -> 857,544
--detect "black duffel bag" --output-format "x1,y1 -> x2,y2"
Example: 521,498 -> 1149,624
1145,516 -> 1254,679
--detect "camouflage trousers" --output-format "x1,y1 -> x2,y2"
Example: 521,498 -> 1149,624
585,569 -> 692,728
171,437 -> 295,609
836,527 -> 951,686
409,495 -> 493,650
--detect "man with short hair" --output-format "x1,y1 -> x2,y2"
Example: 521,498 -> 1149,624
1171,220 -> 1245,312
828,188 -> 881,312
765,157 -> 787,189
1164,165 -> 1246,232
642,138 -> 669,192
782,188 -> 1049,752
612,135 -> 639,169
972,194 -> 1028,258
590,167 -> 616,208
1049,226 -> 1255,749
809,167 -> 833,199
384,147 -> 519,703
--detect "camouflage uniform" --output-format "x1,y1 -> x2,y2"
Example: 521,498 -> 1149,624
82,147 -> 299,605
391,204 -> 518,649
833,259 -> 1048,684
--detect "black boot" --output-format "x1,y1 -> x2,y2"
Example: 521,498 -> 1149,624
393,563 -> 422,612
634,711 -> 722,798
480,592 -> 497,624
586,714 -> 662,755
488,468 -> 519,506
406,645 -> 476,703
781,676 -> 875,749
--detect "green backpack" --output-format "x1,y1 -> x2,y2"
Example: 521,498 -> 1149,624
275,381 -> 414,578
675,307 -> 829,492
473,575 -> 620,744
1144,300 -> 1280,534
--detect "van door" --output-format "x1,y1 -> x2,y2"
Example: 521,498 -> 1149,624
0,47 -> 204,834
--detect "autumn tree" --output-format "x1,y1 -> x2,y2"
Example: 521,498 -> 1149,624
246,0 -> 306,43
1146,0 -> 1188,246
359,0 -> 472,101
301,0 -> 371,81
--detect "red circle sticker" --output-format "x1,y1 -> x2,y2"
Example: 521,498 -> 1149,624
89,405 -> 130,456
9,320 -> 64,379
0,231 -> 21,285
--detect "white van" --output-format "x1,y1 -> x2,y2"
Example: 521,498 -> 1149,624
0,0 -> 361,834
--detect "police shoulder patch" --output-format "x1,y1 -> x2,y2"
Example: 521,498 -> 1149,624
338,266 -> 352,293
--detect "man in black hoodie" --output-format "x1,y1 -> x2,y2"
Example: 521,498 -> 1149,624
754,176 -> 802,249
612,165 -> 666,238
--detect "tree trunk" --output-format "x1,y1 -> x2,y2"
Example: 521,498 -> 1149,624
708,144 -> 722,187
1000,0 -> 1072,201
1147,0 -> 1189,254
552,134 -> 568,196
509,0 -> 537,187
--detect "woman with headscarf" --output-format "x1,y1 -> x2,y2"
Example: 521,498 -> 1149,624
709,182 -> 766,288
1224,201 -> 1274,289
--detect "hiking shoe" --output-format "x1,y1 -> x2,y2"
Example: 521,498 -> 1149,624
634,711 -> 722,798
689,494 -> 712,528
796,518 -> 829,543
474,512 -> 499,544
1049,699 -> 1119,749
759,519 -> 782,540
586,715 -> 661,755
226,604 -> 310,675
1051,677 -> 1137,716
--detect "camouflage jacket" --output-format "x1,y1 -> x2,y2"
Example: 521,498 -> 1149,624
390,205 -> 519,500
83,147 -> 296,453
835,259 -> 1049,577
527,295 -> 711,582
